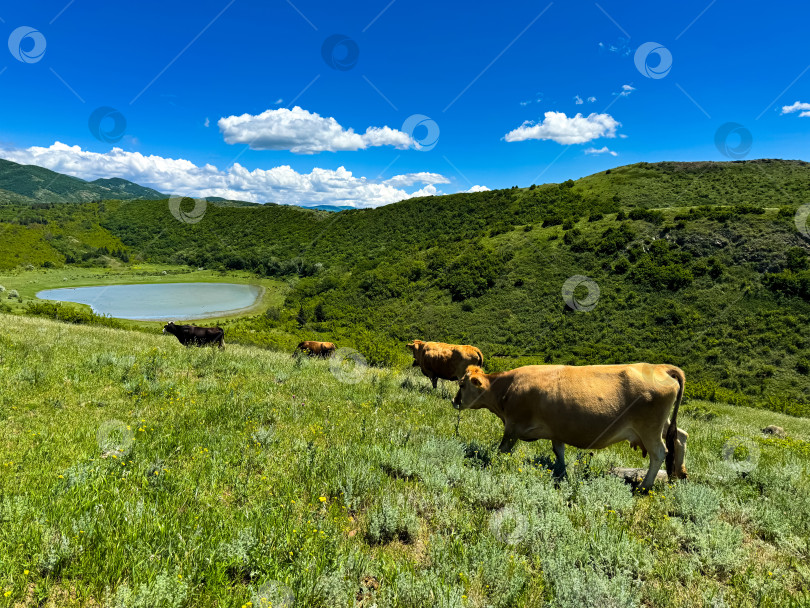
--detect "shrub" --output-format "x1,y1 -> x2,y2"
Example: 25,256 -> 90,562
669,483 -> 720,523
786,247 -> 809,271
366,496 -> 419,544
389,570 -> 464,608
629,208 -> 665,224
576,476 -> 635,514
107,572 -> 188,608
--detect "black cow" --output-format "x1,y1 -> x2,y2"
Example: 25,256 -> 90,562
163,322 -> 225,350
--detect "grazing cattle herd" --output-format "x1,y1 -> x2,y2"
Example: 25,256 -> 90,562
162,322 -> 687,489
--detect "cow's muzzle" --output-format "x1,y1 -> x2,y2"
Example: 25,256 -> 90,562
451,390 -> 462,410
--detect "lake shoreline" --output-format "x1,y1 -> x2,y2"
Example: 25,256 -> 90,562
36,282 -> 266,322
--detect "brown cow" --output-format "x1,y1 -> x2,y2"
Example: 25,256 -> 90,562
407,340 -> 484,389
453,363 -> 687,492
294,340 -> 336,358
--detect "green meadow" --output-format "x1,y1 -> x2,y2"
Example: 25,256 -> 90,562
1,315 -> 809,607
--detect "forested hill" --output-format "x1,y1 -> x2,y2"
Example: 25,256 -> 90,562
0,158 -> 166,203
4,158 -> 810,415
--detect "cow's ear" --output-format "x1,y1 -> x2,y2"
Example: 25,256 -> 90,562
471,375 -> 483,387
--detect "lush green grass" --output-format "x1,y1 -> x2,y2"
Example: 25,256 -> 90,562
1,315 -> 809,607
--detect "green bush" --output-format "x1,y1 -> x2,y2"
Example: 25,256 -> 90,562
366,496 -> 420,544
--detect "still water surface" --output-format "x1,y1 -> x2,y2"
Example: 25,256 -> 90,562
36,282 -> 262,321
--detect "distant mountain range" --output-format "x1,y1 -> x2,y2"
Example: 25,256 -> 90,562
0,159 -> 354,211
0,159 -> 166,203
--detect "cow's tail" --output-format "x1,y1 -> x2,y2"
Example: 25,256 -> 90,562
217,327 -> 225,350
664,365 -> 685,478
475,348 -> 484,367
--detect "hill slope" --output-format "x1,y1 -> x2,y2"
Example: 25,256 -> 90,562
1,314 -> 809,607
2,159 -> 810,414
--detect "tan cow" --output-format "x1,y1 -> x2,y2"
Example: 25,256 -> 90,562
453,363 -> 688,492
407,340 -> 484,389
293,341 -> 336,358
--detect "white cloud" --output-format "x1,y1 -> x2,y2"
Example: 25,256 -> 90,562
617,84 -> 635,97
217,106 -> 415,154
274,98 -> 283,105
0,142 -> 453,209
587,96 -> 597,103
504,111 -> 620,145
781,101 -> 810,117
584,146 -> 618,157
466,185 -> 490,193
574,95 -> 584,105
203,117 -> 210,128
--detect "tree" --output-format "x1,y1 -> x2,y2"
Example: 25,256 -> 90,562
314,302 -> 326,322
296,305 -> 307,328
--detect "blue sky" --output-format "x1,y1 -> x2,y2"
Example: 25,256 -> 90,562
1,0 -> 809,207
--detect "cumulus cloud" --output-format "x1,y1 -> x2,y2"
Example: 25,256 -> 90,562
574,95 -> 584,105
584,146 -> 618,157
587,96 -> 597,103
217,106 -> 415,154
781,101 -> 810,117
0,142 -> 453,209
504,111 -> 620,145
466,185 -> 490,192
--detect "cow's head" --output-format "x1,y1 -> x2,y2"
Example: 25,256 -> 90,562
406,340 -> 424,363
162,322 -> 175,335
453,366 -> 490,410
406,340 -> 423,353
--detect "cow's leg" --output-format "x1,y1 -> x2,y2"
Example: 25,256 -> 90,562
498,430 -> 518,453
551,440 -> 566,477
639,437 -> 666,493
431,375 -> 438,389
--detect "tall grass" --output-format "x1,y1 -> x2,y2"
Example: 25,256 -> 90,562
0,314 -> 808,607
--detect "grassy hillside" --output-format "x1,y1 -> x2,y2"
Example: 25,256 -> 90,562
0,315 -> 808,607
2,159 -> 810,415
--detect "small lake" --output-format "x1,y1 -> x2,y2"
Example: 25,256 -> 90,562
36,283 -> 263,321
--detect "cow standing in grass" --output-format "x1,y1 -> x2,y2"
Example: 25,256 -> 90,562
163,322 -> 225,350
407,339 -> 484,389
294,340 -> 336,358
453,363 -> 688,492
